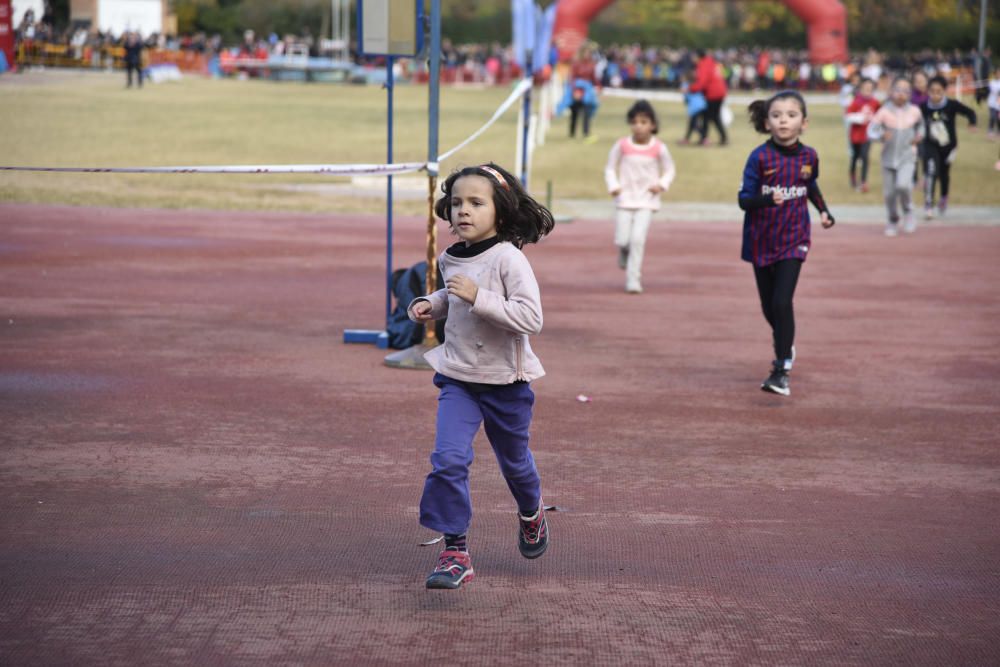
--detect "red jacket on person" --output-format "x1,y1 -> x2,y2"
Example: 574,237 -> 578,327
690,54 -> 727,101
846,95 -> 880,145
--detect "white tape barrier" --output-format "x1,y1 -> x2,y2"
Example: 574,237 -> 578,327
601,87 -> 685,103
1,78 -> 534,178
0,161 -> 426,175
438,78 -> 533,162
600,86 -> 843,106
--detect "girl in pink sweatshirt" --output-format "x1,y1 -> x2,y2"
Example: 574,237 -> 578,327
408,162 -> 555,590
867,77 -> 925,235
604,100 -> 676,294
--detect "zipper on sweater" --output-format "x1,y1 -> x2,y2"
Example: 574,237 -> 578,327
514,336 -> 525,381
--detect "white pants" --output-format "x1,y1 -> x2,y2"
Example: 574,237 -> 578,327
614,208 -> 653,290
882,163 -> 915,223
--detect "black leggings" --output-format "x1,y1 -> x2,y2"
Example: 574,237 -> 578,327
569,101 -> 591,137
126,61 -> 143,87
849,141 -> 870,184
685,111 -> 705,141
699,99 -> 728,144
753,258 -> 803,363
923,144 -> 953,202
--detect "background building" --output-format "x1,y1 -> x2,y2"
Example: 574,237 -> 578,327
70,0 -> 172,36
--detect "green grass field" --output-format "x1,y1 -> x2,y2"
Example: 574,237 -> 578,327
2,70 -> 998,215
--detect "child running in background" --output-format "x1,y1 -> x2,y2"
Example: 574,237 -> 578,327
911,71 -> 931,107
839,71 -> 862,156
738,91 -> 835,397
920,75 -> 977,219
911,71 -> 930,188
844,78 -> 880,192
604,100 -> 676,294
867,77 -> 925,236
988,69 -> 1000,139
679,72 -> 707,144
408,162 -> 555,590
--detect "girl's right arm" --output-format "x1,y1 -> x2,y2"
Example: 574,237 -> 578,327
867,108 -> 886,141
407,288 -> 449,322
737,152 -> 775,211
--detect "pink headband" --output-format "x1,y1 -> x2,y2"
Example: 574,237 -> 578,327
479,165 -> 510,190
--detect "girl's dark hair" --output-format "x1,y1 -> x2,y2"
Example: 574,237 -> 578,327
626,99 -> 659,133
859,77 -> 875,87
928,74 -> 948,89
434,162 -> 555,248
747,90 -> 808,134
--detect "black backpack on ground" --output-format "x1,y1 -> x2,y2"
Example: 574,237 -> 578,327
386,261 -> 446,349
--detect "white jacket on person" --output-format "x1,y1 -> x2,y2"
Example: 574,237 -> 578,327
867,102 -> 925,169
408,241 -> 545,385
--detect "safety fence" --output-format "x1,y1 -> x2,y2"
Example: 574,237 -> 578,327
14,41 -> 209,74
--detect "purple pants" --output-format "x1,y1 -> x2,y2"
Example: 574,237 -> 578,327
419,373 -> 541,535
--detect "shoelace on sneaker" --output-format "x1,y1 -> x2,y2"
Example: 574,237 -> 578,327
519,513 -> 545,543
434,550 -> 470,574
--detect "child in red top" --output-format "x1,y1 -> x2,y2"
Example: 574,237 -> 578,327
844,78 -> 880,192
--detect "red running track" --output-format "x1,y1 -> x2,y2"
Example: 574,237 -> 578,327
1,203 -> 998,665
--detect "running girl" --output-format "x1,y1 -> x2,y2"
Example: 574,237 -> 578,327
868,77 -> 924,235
408,162 -> 555,589
605,99 -> 676,294
920,75 -> 977,218
844,78 -> 880,192
738,91 -> 835,396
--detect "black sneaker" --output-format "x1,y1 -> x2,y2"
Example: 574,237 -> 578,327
425,548 -> 475,589
518,504 -> 549,559
761,364 -> 790,396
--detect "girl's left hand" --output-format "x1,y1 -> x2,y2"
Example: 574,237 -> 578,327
820,212 -> 834,229
648,184 -> 664,195
447,274 -> 479,304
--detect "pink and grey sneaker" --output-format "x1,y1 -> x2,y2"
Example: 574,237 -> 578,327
938,196 -> 948,216
518,504 -> 549,559
425,549 -> 475,589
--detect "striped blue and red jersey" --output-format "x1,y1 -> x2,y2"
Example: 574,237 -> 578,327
738,140 -> 831,267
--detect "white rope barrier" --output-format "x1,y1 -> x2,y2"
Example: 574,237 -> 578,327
438,78 -> 533,162
600,87 -> 685,103
0,161 -> 427,175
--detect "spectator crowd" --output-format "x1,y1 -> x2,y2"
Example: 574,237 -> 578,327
9,5 -> 995,95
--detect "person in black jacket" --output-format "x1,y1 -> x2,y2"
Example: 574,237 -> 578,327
973,47 -> 992,106
123,31 -> 144,88
920,75 -> 977,218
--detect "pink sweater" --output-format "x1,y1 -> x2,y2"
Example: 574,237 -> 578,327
604,136 -> 676,210
867,102 -> 925,168
408,242 -> 545,384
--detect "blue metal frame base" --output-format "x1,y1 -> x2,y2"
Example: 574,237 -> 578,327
343,329 -> 389,349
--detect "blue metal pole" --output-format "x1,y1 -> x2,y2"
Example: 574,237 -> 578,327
385,55 -> 394,328
520,53 -> 532,187
428,0 -> 440,172
421,0 -> 441,346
